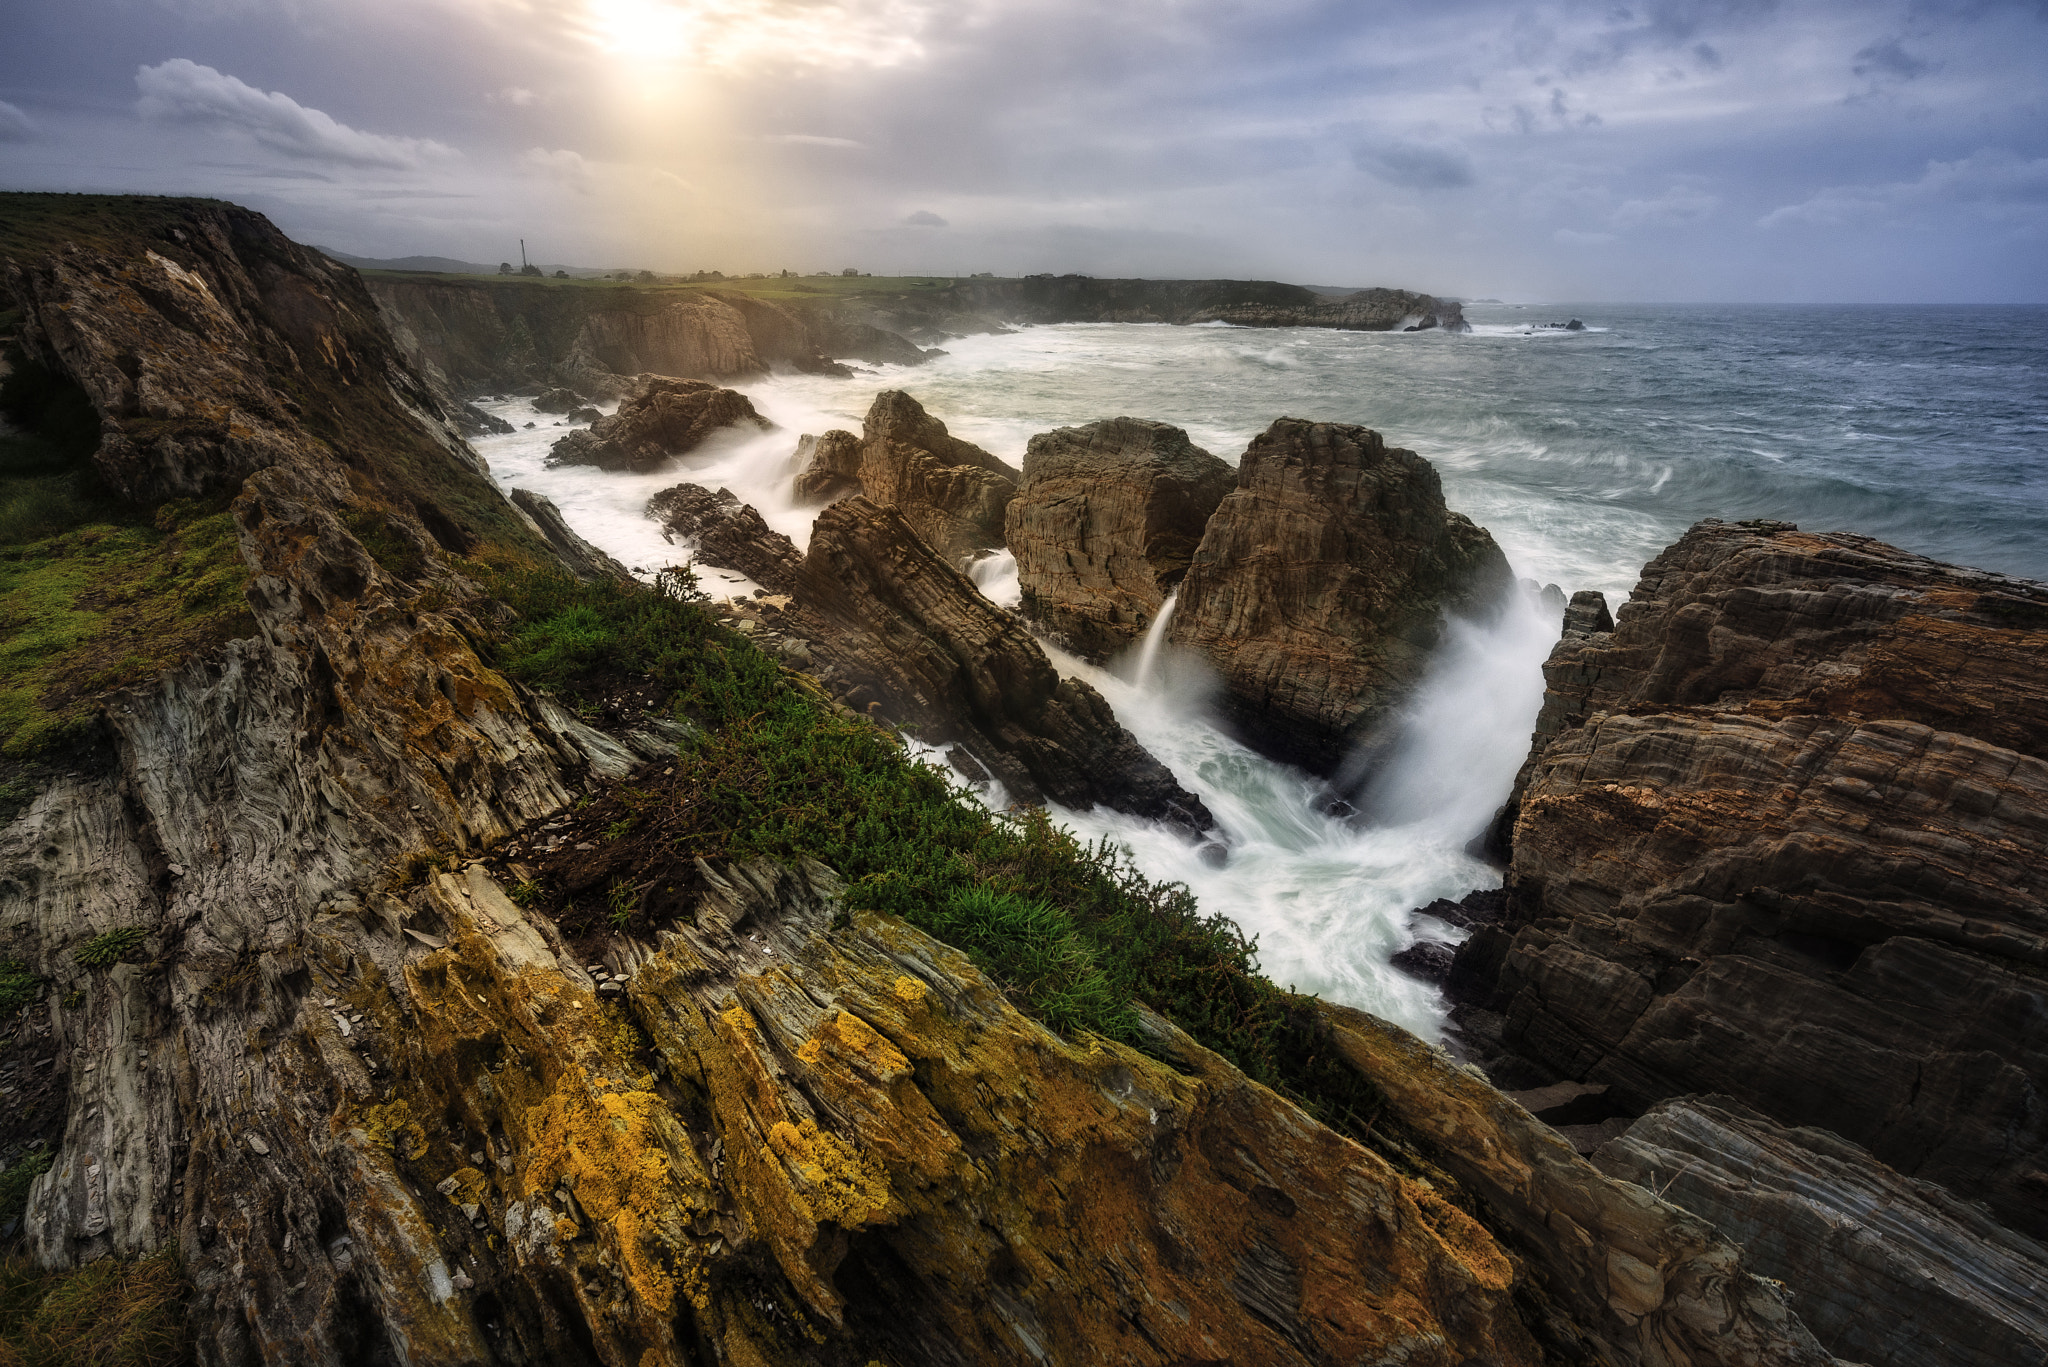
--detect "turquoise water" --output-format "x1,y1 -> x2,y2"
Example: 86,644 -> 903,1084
475,305 -> 2048,1037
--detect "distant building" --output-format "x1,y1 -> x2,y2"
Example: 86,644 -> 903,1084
553,270 -> 568,278
842,267 -> 859,276
499,262 -> 514,275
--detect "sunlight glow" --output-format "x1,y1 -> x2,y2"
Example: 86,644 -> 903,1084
575,0 -> 933,70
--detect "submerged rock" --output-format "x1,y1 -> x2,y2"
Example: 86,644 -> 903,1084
547,377 -> 771,473
851,391 -> 1021,563
1006,417 -> 1235,661
645,482 -> 801,593
1595,1095 -> 2048,1367
1168,418 -> 1514,775
1458,518 -> 2048,1239
790,496 -> 1211,830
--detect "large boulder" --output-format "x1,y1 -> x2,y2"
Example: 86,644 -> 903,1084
1454,519 -> 2048,1239
645,483 -> 801,593
851,391 -> 1020,564
789,496 -> 1210,831
1006,417 -> 1235,661
1594,1096 -> 2048,1367
547,377 -> 770,474
1167,419 -> 1514,773
790,429 -> 863,505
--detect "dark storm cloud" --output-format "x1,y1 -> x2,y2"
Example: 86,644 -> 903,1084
0,0 -> 2044,300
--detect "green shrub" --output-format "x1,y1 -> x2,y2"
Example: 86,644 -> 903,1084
483,564 -> 1386,1131
0,961 -> 39,1015
0,1150 -> 51,1227
75,927 -> 147,970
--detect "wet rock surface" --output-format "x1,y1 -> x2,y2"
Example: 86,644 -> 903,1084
509,488 -> 630,583
1006,416 -> 1235,661
645,482 -> 802,594
1595,1095 -> 2048,1367
789,428 -> 863,505
1455,518 -> 2048,1241
786,497 -> 1212,830
849,391 -> 1020,564
1168,418 -> 1514,776
546,377 -> 771,474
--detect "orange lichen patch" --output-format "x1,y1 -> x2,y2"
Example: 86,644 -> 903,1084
764,1119 -> 893,1228
442,1166 -> 491,1207
554,1215 -> 580,1244
721,1003 -> 755,1034
890,975 -> 927,1005
614,1205 -> 679,1313
813,1010 -> 911,1079
1403,1179 -> 1514,1291
353,1099 -> 431,1162
522,1081 -> 686,1313
796,1037 -> 824,1065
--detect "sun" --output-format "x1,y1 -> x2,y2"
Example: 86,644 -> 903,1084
571,0 -> 930,71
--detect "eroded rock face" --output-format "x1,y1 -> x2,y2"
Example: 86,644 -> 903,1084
1594,1096 -> 2048,1367
510,488 -> 631,583
1320,1007 -> 1842,1367
1459,518 -> 2048,1239
1006,417 -> 1235,661
790,429 -> 862,505
1168,418 -> 1514,774
645,483 -> 801,593
854,391 -> 1020,564
789,497 -> 1210,830
547,378 -> 771,474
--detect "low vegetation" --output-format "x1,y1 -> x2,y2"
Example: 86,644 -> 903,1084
0,1249 -> 189,1367
0,354 -> 252,762
482,564 -> 1386,1131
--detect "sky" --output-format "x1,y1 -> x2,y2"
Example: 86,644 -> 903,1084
1,0 -> 2045,301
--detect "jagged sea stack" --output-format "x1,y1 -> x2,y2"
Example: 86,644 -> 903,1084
1006,417 -> 1235,661
1168,418 -> 1513,774
846,390 -> 1020,563
547,376 -> 770,473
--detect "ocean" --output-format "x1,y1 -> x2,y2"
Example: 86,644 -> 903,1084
471,302 -> 2048,1039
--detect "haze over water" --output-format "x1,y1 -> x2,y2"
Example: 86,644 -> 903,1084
475,303 -> 2048,1039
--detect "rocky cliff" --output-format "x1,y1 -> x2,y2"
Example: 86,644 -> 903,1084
822,390 -> 1020,565
547,377 -> 771,474
1455,518 -> 2048,1243
0,195 -> 1855,1367
927,277 -> 1467,332
1168,418 -> 1515,776
1006,417 -> 1235,661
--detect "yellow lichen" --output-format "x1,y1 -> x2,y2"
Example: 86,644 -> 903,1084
817,1010 -> 909,1074
553,1215 -> 580,1243
1403,1179 -> 1514,1291
442,1166 -> 490,1207
764,1118 -> 892,1227
796,1037 -> 824,1065
355,1100 -> 430,1162
890,975 -> 926,1005
721,1003 -> 755,1034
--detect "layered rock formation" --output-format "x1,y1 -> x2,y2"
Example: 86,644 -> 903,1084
786,497 -> 1209,828
547,377 -> 771,474
1006,417 -> 1235,660
789,429 -> 862,505
1595,1096 -> 2048,1367
838,391 -> 1020,564
509,488 -> 630,583
1457,518 -> 2048,1240
645,482 -> 802,593
1168,418 -> 1514,774
939,276 -> 1467,332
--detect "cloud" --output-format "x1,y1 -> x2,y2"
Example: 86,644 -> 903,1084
905,209 -> 948,227
1760,147 -> 2048,227
134,59 -> 452,169
1554,228 -> 1618,245
762,133 -> 865,149
488,87 -> 541,107
1613,185 -> 1720,226
0,101 -> 36,143
1358,141 -> 1475,190
1853,37 -> 1934,82
520,146 -> 596,193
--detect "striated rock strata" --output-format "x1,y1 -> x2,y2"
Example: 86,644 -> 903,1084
509,488 -> 631,583
645,483 -> 802,593
790,429 -> 863,505
1595,1095 -> 2048,1367
850,390 -> 1020,564
1169,418 -> 1514,774
1006,417 -> 1235,660
548,377 -> 771,474
1457,518 -> 2048,1240
789,497 -> 1211,830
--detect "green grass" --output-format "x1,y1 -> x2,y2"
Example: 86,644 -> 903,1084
0,1249 -> 189,1367
484,565 -> 1385,1130
0,1151 -> 50,1229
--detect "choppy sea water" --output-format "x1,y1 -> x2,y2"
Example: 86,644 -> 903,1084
472,304 -> 2048,1038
